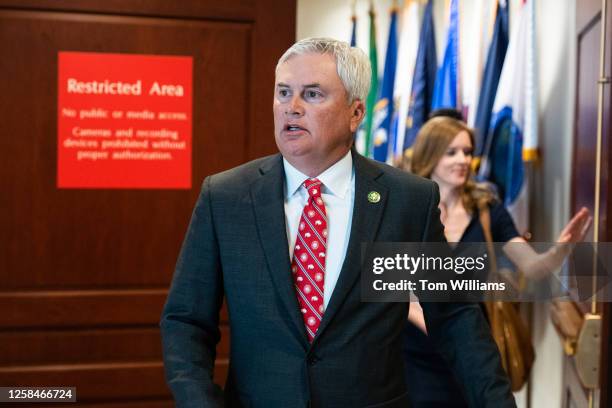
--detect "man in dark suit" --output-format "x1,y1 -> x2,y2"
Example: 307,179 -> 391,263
161,37 -> 515,408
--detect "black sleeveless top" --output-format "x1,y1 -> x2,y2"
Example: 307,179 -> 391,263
403,202 -> 519,407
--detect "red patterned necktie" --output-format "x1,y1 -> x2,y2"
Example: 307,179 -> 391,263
291,178 -> 327,342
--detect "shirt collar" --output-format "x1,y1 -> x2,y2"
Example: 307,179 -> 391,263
283,151 -> 353,199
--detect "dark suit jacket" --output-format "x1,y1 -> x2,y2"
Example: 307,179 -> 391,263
160,151 -> 515,408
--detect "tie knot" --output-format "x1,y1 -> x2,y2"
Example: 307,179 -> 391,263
303,178 -> 323,198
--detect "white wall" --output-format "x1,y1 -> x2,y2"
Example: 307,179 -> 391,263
297,0 -> 577,407
297,0 -> 444,72
297,0 -> 395,71
530,1 -> 576,407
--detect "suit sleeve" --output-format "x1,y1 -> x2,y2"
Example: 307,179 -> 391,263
419,182 -> 516,408
160,176 -> 224,408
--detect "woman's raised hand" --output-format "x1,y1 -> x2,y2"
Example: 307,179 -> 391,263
557,207 -> 592,243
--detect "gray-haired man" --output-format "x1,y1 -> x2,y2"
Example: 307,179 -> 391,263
161,37 -> 515,408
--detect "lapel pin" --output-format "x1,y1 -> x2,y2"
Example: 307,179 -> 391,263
367,191 -> 381,203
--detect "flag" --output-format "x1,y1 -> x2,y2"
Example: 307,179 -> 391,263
462,0 -> 496,126
350,12 -> 357,47
389,0 -> 421,164
350,6 -> 362,150
372,6 -> 399,163
473,0 -> 509,158
478,0 -> 537,234
431,0 -> 460,110
358,5 -> 379,158
403,0 -> 437,153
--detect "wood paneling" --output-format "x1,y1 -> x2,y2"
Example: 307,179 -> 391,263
0,360 -> 229,401
0,290 -> 166,328
0,10 -> 251,288
564,0 -> 612,405
0,326 -> 230,365
0,0 -> 256,21
54,402 -> 174,408
0,328 -> 163,365
55,402 -> 174,408
0,291 -> 228,328
0,0 -> 295,404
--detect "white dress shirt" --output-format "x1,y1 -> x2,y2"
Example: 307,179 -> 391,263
283,151 -> 355,308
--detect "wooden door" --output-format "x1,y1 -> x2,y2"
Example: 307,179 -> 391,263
554,0 -> 612,406
0,1 -> 295,405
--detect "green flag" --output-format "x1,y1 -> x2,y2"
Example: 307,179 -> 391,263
364,5 -> 379,158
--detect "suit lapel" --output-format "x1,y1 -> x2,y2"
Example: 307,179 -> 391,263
250,155 -> 308,348
313,152 -> 388,343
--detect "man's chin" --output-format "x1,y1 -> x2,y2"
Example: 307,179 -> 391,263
277,141 -> 311,158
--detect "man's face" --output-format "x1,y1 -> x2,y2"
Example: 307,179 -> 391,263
273,53 -> 364,176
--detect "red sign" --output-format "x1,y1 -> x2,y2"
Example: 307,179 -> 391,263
57,52 -> 192,189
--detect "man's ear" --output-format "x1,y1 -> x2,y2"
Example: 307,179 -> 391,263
349,99 -> 366,133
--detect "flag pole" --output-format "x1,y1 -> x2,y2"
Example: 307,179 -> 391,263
590,0 -> 609,315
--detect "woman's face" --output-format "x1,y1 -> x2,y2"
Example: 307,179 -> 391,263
431,130 -> 473,189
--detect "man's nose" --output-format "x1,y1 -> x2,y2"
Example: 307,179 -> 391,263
286,95 -> 304,116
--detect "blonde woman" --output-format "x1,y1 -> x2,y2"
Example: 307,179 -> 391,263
403,115 -> 591,407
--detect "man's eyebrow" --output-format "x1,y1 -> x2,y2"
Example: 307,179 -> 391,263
275,83 -> 322,89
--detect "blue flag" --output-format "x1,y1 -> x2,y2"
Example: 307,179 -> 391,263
478,0 -> 537,234
372,7 -> 399,163
390,0 -> 421,164
350,15 -> 357,47
403,0 -> 437,152
474,0 -> 509,158
431,0 -> 460,110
